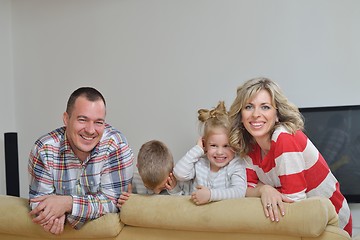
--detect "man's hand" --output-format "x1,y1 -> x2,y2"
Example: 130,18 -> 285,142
42,214 -> 66,235
191,185 -> 210,205
29,195 -> 72,225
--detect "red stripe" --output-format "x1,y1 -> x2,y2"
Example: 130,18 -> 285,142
246,168 -> 258,187
329,182 -> 344,212
248,145 -> 276,173
279,172 -> 306,194
273,131 -> 307,159
328,182 -> 352,236
343,215 -> 352,236
304,155 -> 330,191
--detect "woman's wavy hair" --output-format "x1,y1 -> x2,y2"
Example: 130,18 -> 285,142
228,77 -> 304,157
198,101 -> 230,140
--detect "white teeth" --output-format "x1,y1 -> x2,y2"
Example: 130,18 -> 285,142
82,136 -> 94,140
251,122 -> 263,127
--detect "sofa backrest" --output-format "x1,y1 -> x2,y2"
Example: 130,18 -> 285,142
120,194 -> 338,238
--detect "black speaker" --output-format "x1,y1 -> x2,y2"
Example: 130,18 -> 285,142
4,132 -> 20,197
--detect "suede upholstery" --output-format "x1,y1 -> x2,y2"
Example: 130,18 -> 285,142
0,194 -> 351,240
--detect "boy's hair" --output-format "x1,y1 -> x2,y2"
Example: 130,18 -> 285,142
198,101 -> 230,140
137,140 -> 173,189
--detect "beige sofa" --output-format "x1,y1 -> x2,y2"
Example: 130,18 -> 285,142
0,194 -> 351,240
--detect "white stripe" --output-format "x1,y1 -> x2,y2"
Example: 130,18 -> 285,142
275,152 -> 305,176
244,156 -> 255,168
272,126 -> 287,141
275,137 -> 320,176
251,165 -> 281,188
302,138 -> 319,170
307,172 -> 337,198
338,198 -> 351,229
283,190 -> 307,201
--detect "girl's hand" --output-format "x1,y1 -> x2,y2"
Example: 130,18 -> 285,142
191,185 -> 210,205
197,137 -> 205,150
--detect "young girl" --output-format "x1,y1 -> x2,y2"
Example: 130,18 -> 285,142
173,101 -> 247,205
228,77 -> 352,236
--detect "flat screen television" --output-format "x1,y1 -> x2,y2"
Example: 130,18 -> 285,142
299,105 -> 360,203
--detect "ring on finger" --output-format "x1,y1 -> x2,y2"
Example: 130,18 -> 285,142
266,203 -> 272,209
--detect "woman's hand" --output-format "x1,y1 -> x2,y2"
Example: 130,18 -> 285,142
258,185 -> 294,222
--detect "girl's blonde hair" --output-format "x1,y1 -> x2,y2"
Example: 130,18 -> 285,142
228,77 -> 304,157
198,101 -> 230,140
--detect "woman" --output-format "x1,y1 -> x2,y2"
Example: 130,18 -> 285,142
228,77 -> 352,236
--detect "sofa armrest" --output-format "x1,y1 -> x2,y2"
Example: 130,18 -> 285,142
120,194 -> 339,237
0,195 -> 123,239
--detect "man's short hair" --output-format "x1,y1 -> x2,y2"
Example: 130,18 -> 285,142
66,87 -> 106,116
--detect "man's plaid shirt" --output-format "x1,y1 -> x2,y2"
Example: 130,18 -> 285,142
28,124 -> 134,229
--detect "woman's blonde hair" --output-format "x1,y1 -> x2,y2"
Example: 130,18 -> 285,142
228,77 -> 304,157
198,101 -> 230,140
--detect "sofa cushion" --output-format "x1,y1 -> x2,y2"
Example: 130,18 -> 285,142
120,194 -> 338,237
0,195 -> 123,239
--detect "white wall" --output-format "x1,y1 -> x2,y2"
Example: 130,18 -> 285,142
2,0 -> 360,235
0,0 -> 16,195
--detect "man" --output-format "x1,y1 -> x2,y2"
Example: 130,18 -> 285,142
28,87 -> 134,234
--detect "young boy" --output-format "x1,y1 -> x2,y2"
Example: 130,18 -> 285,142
117,140 -> 188,207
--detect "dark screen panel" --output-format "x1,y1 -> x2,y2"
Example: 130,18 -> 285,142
4,132 -> 20,197
300,105 -> 360,203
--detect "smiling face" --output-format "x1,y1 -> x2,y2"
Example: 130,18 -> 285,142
204,127 -> 235,172
241,89 -> 278,145
63,95 -> 106,161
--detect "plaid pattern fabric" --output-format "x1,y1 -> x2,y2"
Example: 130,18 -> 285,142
28,124 -> 134,229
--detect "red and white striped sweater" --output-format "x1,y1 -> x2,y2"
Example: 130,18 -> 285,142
245,126 -> 352,236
